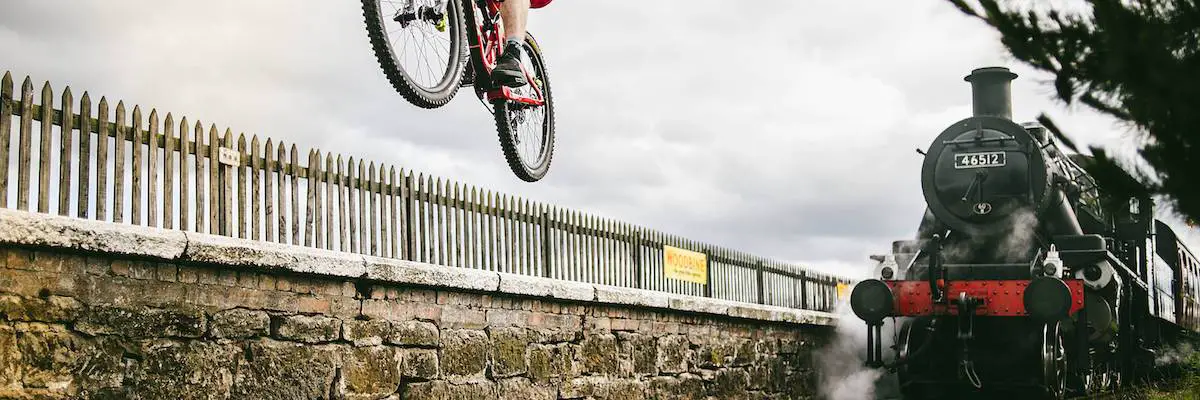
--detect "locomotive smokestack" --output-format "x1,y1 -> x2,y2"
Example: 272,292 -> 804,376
965,66 -> 1018,120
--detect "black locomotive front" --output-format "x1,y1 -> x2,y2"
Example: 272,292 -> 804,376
923,68 -> 1051,240
848,67 -> 1129,399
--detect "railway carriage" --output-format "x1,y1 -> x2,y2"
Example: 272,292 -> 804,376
1157,221 -> 1200,334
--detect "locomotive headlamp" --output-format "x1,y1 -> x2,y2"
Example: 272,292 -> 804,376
877,254 -> 898,280
1041,263 -> 1057,276
850,279 -> 894,324
1023,276 -> 1072,323
1039,245 -> 1063,278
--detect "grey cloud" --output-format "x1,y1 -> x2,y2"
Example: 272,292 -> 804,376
2,0 -> 1196,280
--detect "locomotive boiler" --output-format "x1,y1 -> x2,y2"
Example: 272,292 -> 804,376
848,66 -> 1200,399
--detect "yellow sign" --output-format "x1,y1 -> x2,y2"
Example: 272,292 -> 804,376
836,282 -> 849,300
664,245 -> 707,285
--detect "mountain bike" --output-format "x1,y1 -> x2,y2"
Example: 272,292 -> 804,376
362,0 -> 556,182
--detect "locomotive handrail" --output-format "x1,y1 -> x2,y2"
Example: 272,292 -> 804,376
941,136 -> 1016,146
1107,253 -> 1149,292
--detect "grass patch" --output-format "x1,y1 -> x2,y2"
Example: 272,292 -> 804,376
1143,350 -> 1200,400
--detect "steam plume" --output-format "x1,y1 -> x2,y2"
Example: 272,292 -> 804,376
815,266 -> 901,400
1156,342 -> 1195,366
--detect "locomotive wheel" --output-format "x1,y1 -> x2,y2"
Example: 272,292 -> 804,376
1083,361 -> 1111,395
896,319 -> 923,398
1101,362 -> 1117,392
1089,363 -> 1104,394
896,318 -> 949,399
1041,323 -> 1068,399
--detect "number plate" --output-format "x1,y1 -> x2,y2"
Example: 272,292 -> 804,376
954,151 -> 1006,169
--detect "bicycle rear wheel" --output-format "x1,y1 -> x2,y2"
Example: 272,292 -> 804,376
362,0 -> 467,108
493,32 -> 555,182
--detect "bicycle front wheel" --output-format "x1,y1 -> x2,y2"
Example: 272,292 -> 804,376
494,32 -> 556,182
362,0 -> 467,108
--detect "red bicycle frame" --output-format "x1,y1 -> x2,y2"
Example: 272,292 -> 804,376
467,0 -> 547,106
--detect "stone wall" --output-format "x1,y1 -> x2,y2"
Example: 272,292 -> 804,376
0,209 -> 836,399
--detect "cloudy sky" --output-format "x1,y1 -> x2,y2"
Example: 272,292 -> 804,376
2,0 -> 1196,279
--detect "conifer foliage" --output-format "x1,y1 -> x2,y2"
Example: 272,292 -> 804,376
948,0 -> 1200,225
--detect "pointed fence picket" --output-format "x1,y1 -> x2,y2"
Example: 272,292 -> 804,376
0,71 -> 851,312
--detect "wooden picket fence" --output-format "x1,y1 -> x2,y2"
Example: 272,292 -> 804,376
0,71 -> 848,312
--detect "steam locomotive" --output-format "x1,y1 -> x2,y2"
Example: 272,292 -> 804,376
848,66 -> 1200,399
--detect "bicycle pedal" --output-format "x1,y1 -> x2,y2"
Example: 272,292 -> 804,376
435,16 -> 447,32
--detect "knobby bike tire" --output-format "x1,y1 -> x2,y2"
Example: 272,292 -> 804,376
362,0 -> 467,109
493,32 -> 555,182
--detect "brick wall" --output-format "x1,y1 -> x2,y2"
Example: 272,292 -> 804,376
0,211 -> 835,400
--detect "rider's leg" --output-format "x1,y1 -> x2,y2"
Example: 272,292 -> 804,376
492,0 -> 530,87
500,0 -> 529,43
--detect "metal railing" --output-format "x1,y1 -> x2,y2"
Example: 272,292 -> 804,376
0,70 -> 849,312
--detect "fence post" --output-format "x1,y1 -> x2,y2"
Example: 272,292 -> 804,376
541,210 -> 553,278
827,277 -> 835,311
57,88 -> 73,218
756,261 -> 765,305
0,72 -> 11,209
821,277 -> 830,311
800,270 -> 808,310
819,276 -> 828,311
404,173 -> 416,261
221,130 -> 235,236
704,248 -> 713,298
632,229 -> 642,289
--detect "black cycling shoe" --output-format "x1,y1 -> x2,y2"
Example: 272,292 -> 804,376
492,42 -> 528,87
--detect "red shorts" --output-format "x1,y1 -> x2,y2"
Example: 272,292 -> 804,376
531,0 -> 552,8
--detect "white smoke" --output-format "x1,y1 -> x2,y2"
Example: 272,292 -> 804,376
936,207 -> 1043,265
1156,342 -> 1196,366
998,208 -> 1041,262
815,282 -> 902,400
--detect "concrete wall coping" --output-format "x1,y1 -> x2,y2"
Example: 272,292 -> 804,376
0,208 -> 837,326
